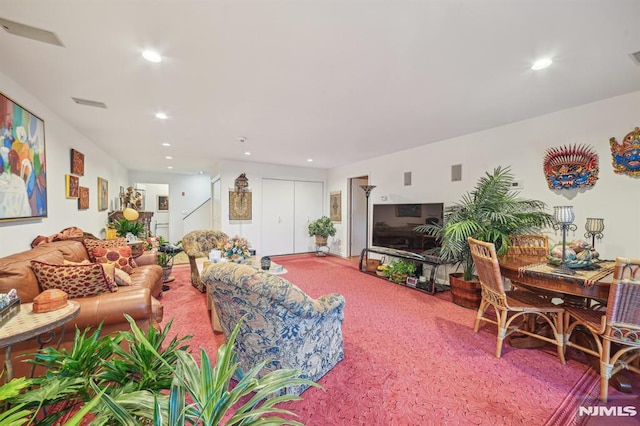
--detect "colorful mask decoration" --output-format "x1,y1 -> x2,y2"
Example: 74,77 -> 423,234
543,144 -> 599,190
610,127 -> 640,177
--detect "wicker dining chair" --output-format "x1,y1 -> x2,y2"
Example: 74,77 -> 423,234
507,234 -> 549,256
468,237 -> 565,363
564,257 -> 640,402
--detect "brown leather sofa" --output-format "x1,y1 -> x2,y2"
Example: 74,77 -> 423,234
0,239 -> 164,381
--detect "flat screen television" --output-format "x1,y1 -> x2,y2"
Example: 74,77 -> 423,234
372,203 -> 443,252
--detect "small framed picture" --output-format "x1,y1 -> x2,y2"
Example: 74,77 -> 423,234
70,149 -> 85,176
66,174 -> 80,198
78,187 -> 89,209
158,195 -> 169,211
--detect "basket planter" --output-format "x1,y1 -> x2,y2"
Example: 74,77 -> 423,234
449,273 -> 481,309
315,235 -> 328,246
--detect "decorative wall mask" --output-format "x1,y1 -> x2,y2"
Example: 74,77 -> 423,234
234,173 -> 249,192
543,144 -> 599,190
610,126 -> 640,177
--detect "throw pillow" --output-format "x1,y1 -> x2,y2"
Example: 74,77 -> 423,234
114,268 -> 132,286
63,259 -> 116,281
91,245 -> 136,274
83,238 -> 128,262
30,261 -> 118,298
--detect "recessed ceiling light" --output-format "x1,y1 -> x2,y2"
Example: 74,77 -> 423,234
142,50 -> 162,63
197,171 -> 204,175
162,142 -> 171,147
307,158 -> 313,162
155,112 -> 168,120
239,137 -> 247,143
167,166 -> 173,169
531,58 -> 553,70
244,152 -> 251,156
165,156 -> 173,160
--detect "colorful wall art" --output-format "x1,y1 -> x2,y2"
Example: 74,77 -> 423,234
78,186 -> 89,209
543,144 -> 599,190
97,177 -> 108,211
0,92 -> 47,221
70,149 -> 84,176
610,126 -> 640,177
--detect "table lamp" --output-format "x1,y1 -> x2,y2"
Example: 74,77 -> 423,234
552,206 -> 577,275
584,218 -> 604,248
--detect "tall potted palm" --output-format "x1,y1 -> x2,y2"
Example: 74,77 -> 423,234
414,166 -> 553,308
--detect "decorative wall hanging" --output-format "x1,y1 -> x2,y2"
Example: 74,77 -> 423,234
157,195 -> 169,211
0,91 -> 48,221
234,173 -> 249,192
66,174 -> 79,198
610,126 -> 640,177
78,186 -> 89,210
330,191 -> 342,222
543,144 -> 599,190
70,149 -> 84,176
229,191 -> 252,220
97,177 -> 109,211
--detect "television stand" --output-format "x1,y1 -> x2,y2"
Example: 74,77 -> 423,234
359,246 -> 447,295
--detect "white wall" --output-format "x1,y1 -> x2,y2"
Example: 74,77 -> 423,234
218,160 -> 328,254
128,171 -> 214,243
329,90 -> 640,259
0,72 -> 129,256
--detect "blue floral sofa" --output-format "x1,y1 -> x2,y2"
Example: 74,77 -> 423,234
202,262 -> 345,395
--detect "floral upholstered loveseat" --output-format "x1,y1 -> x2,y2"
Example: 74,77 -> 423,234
181,229 -> 228,292
202,262 -> 345,395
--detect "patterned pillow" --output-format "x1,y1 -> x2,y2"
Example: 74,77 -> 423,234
31,261 -> 118,298
114,268 -> 132,286
63,259 -> 115,280
83,238 -> 128,262
91,245 -> 137,274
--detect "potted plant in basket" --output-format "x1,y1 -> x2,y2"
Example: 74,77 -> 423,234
385,259 -> 417,284
413,166 -> 553,308
308,216 -> 337,246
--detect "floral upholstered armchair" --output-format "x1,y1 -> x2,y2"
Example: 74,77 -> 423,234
202,262 -> 345,395
181,230 -> 228,292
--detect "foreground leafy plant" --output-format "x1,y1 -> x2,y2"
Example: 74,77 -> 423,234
7,315 -> 318,425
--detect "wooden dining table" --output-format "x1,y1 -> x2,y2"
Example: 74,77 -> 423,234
498,254 -> 613,301
498,254 -> 633,393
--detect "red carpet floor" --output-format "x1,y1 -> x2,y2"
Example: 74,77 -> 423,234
160,256 -> 639,425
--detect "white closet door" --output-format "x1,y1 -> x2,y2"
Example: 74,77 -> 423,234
294,181 -> 324,253
262,179 -> 295,256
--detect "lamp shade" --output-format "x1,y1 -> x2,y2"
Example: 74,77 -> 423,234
123,207 -> 140,221
360,185 -> 376,197
553,206 -> 574,224
585,218 -> 604,233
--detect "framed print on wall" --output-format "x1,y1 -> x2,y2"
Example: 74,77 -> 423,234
0,91 -> 48,221
330,191 -> 342,222
157,195 -> 169,211
78,186 -> 89,209
70,148 -> 84,176
97,177 -> 109,211
396,204 -> 421,217
65,174 -> 79,198
229,191 -> 252,220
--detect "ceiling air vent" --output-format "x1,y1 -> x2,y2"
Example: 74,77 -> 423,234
630,50 -> 640,65
72,98 -> 107,109
0,17 -> 64,47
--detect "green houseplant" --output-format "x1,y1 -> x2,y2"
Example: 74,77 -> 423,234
385,259 -> 417,284
414,166 -> 553,306
308,216 -> 337,245
6,316 -> 315,425
113,219 -> 144,238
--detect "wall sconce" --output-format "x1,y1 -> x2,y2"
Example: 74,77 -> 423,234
584,218 -> 604,248
552,206 -> 577,274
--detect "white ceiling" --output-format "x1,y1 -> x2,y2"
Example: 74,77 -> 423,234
1,0 -> 640,175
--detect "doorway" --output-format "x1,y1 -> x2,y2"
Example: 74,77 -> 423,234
349,176 -> 369,258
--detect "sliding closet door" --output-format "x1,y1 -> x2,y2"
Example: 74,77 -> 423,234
262,179 -> 295,256
294,181 -> 324,253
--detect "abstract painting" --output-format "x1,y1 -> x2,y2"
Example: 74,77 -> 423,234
78,186 -> 89,209
97,177 -> 108,211
70,148 -> 84,176
0,91 -> 47,221
66,174 -> 79,198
